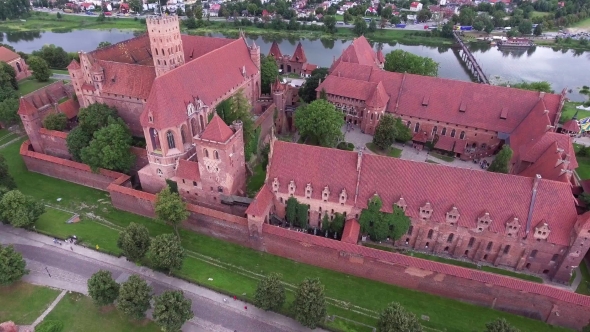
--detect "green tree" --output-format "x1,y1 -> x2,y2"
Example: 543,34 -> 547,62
77,103 -> 119,134
459,7 -> 475,25
441,21 -> 454,38
518,20 -> 533,35
1,62 -> 18,90
502,81 -> 553,93
43,113 -> 68,131
129,0 -> 142,13
488,145 -> 513,174
0,0 -> 30,20
149,233 -> 185,273
97,41 -> 112,49
416,9 -> 431,23
155,186 -> 189,239
353,16 -> 367,36
381,6 -> 393,19
28,56 -> 51,82
343,11 -> 353,24
533,24 -> 543,36
296,203 -> 309,229
117,222 -> 151,262
286,197 -> 298,224
368,18 -> 377,32
485,318 -> 520,332
254,272 -> 286,311
293,278 -> 327,329
321,213 -> 330,233
260,54 -> 279,94
0,155 -> 16,190
66,126 -> 93,162
116,275 -> 152,320
377,302 -> 423,332
0,190 -> 45,228
97,12 -> 106,22
323,15 -> 337,33
390,16 -> 401,25
153,290 -> 194,332
359,196 -> 409,241
87,270 -> 120,307
330,212 -> 345,234
373,114 -> 398,150
394,118 -> 412,143
298,67 -> 328,103
294,99 -> 344,147
385,206 -> 411,240
31,44 -> 70,69
80,118 -> 135,173
217,90 -> 255,160
384,50 -> 439,77
0,244 -> 27,285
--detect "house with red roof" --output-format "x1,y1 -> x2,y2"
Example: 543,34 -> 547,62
409,1 -> 423,11
0,46 -> 30,81
267,41 -> 318,78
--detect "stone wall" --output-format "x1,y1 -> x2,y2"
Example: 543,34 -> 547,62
38,129 -> 71,159
255,103 -> 276,149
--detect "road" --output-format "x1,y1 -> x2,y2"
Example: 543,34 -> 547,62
0,225 -> 323,332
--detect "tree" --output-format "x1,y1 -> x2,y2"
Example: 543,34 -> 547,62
377,302 -> 422,332
394,118 -> 412,143
386,206 -> 411,240
485,318 -> 520,332
416,9 -> 431,22
385,50 -> 439,77
260,54 -> 279,94
155,186 -> 189,239
518,20 -> 533,35
323,15 -> 337,33
43,113 -> 67,131
293,278 -> 327,329
368,18 -> 377,32
533,23 -> 543,36
0,190 -> 45,228
97,41 -> 112,49
359,196 -> 410,241
254,272 -> 286,311
353,16 -> 367,36
502,81 -> 553,93
286,197 -> 298,224
80,118 -> 135,173
330,213 -> 345,234
116,275 -> 152,320
0,244 -> 27,285
66,126 -> 93,162
294,99 -> 344,147
149,233 -> 185,273
0,97 -> 19,127
87,270 -> 120,306
117,222 -> 151,262
459,7 -> 475,25
0,0 -> 30,20
129,0 -> 142,13
32,44 -> 70,69
343,11 -> 353,24
1,62 -> 18,90
153,290 -> 194,332
441,21 -> 454,38
488,145 -> 513,174
381,6 -> 393,20
67,104 -> 119,161
28,56 -> 51,82
296,203 -> 309,229
390,16 -> 401,25
0,155 -> 16,190
219,90 -> 255,159
373,114 -> 398,150
298,67 -> 328,103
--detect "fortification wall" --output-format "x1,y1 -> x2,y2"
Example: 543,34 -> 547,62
255,104 -> 275,148
38,128 -> 70,159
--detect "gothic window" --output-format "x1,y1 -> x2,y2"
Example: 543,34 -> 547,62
451,129 -> 456,138
467,237 -> 475,248
486,241 -> 493,251
181,125 -> 189,144
155,48 -> 158,55
460,131 -> 465,139
149,128 -> 160,150
432,126 -> 437,135
370,113 -> 373,120
214,150 -> 219,160
414,122 -> 420,133
203,149 -> 209,158
427,229 -> 433,239
161,48 -> 165,56
16,62 -> 22,72
447,233 -> 454,243
199,115 -> 205,132
503,245 -> 510,254
441,127 -> 447,136
166,131 -> 175,149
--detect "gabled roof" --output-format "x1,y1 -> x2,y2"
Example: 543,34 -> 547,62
562,119 -> 580,133
0,46 -> 20,62
67,59 -> 81,70
17,97 -> 37,116
57,99 -> 80,119
175,159 -> 201,181
330,36 -> 381,70
181,35 -> 234,62
199,113 -> 234,142
291,42 -> 307,63
268,41 -> 283,60
366,81 -> 389,108
89,34 -> 153,66
341,219 -> 360,244
518,141 -> 572,183
98,61 -> 156,99
246,184 -> 274,217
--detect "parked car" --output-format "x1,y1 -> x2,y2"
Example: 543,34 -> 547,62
86,11 -> 95,15
104,11 -> 112,16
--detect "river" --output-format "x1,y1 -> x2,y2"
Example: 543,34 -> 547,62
2,29 -> 589,102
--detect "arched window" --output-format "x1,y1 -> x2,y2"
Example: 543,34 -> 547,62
370,113 -> 373,120
155,48 -> 158,55
468,237 -> 475,248
16,62 -> 22,72
451,129 -> 456,138
460,131 -> 465,139
161,48 -> 165,56
482,143 -> 487,149
447,233 -> 454,243
441,128 -> 447,136
190,117 -> 198,136
414,122 -> 420,133
432,126 -> 437,136
166,131 -> 175,149
427,229 -> 434,239
181,125 -> 189,144
149,128 -> 160,150
199,115 -> 205,132
203,149 -> 209,158
214,150 -> 219,160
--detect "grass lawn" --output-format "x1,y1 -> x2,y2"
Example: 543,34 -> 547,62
573,143 -> 590,180
18,78 -> 57,96
51,69 -> 70,75
560,101 -> 590,123
531,11 -> 549,19
43,292 -> 161,332
577,260 -> 590,295
0,12 -> 145,32
572,17 -> 590,29
246,163 -> 266,198
429,151 -> 455,163
0,138 -> 574,332
425,159 -> 438,164
0,282 -> 61,325
366,142 -> 402,158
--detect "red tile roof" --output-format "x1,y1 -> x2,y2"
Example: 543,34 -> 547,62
199,113 -> 234,142
562,119 -> 580,133
98,61 -> 155,99
319,75 -> 377,101
291,42 -> 307,63
268,141 -> 578,246
519,142 -> 571,183
17,81 -> 72,115
58,99 -> 80,119
0,46 -> 19,62
17,97 -> 37,116
366,81 -> 389,108
175,159 -> 200,181
67,59 -> 81,70
245,184 -> 274,216
268,41 -> 283,60
140,38 -> 258,129
434,135 -> 455,151
89,34 -> 153,66
181,35 -> 234,62
81,83 -> 96,91
521,132 -> 577,169
331,36 -> 381,70
341,219 -> 360,244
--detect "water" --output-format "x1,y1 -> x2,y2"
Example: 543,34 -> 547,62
2,29 -> 589,101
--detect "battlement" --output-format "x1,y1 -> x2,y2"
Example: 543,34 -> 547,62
146,15 -> 179,27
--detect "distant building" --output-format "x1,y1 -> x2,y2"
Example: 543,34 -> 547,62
0,46 -> 30,81
409,1 -> 423,11
267,41 -> 318,78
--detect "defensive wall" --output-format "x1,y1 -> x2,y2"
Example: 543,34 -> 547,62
19,139 -> 590,331
38,129 -> 71,159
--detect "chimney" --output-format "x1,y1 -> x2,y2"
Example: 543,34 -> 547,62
525,174 -> 542,238
546,125 -> 555,132
357,149 -> 363,171
540,91 -> 545,99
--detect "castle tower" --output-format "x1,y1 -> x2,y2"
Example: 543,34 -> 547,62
552,211 -> 590,283
17,97 -> 44,153
146,15 -> 185,77
67,59 -> 84,105
90,62 -> 104,90
249,41 -> 260,70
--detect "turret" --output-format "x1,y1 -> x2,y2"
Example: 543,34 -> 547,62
146,15 -> 185,77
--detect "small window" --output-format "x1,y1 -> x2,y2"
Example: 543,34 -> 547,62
214,150 -> 219,160
486,242 -> 493,251
193,181 -> 197,186
427,229 -> 433,239
503,245 -> 510,254
468,237 -> 475,248
459,131 -> 465,139
447,233 -> 454,243
407,225 -> 413,235
414,122 -> 420,133
551,254 -> 559,262
441,127 -> 447,136
204,149 -> 209,158
450,129 -> 456,138
530,249 -> 538,258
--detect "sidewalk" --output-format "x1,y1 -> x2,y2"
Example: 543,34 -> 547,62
0,225 -> 325,332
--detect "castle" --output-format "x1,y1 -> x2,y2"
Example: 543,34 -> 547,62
267,41 -> 319,78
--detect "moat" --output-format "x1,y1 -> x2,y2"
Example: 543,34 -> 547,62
2,29 -> 590,101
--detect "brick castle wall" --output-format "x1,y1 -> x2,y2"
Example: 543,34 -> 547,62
38,129 -> 71,159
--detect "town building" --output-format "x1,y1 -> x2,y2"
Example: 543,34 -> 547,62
268,41 -> 318,78
0,46 -> 31,81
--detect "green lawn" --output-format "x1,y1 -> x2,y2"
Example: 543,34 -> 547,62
572,17 -> 590,29
366,142 -> 402,158
0,129 -> 18,143
43,292 -> 161,332
0,282 -> 61,325
246,163 -> 266,198
425,159 -> 439,164
0,138 -> 575,332
531,11 -> 549,19
560,101 -> 590,123
0,12 -> 145,32
51,69 -> 70,75
18,78 -> 57,96
573,143 -> 590,180
429,151 -> 455,163
577,260 -> 590,295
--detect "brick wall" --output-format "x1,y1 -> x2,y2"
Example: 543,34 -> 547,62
255,104 -> 275,148
38,128 -> 71,159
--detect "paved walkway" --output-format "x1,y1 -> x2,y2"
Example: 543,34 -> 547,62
0,224 -> 325,332
574,136 -> 590,147
31,290 -> 67,328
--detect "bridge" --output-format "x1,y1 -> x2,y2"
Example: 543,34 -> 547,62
453,32 -> 490,85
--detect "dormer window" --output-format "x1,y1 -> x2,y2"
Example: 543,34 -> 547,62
533,222 -> 550,241
476,212 -> 492,233
419,202 -> 433,220
305,183 -> 312,199
187,103 -> 196,116
505,217 -> 520,237
445,206 -> 459,226
288,180 -> 296,196
322,186 -> 330,202
339,189 -> 347,205
148,113 -> 153,123
272,178 -> 279,193
395,197 -> 407,212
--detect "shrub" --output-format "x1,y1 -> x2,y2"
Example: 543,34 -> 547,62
35,320 -> 63,332
336,141 -> 354,151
